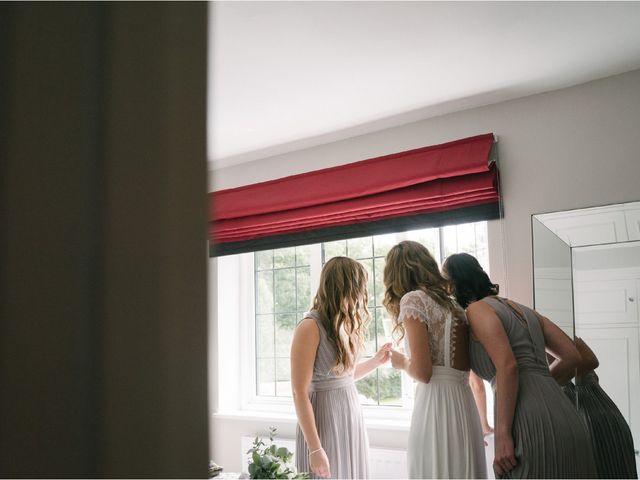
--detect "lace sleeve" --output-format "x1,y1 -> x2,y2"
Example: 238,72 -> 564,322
398,291 -> 429,325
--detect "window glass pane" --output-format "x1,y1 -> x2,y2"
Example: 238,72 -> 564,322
475,222 -> 490,273
255,250 -> 273,270
274,268 -> 296,313
256,271 -> 274,314
441,225 -> 458,259
257,358 -> 275,396
358,258 -> 374,308
256,314 -> 275,358
295,244 -> 311,267
407,227 -> 440,263
347,236 -> 372,259
373,257 -> 386,307
364,315 -> 377,356
377,366 -> 402,406
456,223 -> 477,254
375,307 -> 391,348
378,306 -> 395,341
356,369 -> 378,405
296,266 -> 311,312
275,314 -> 296,357
275,358 -> 292,397
373,233 -> 396,257
323,240 -> 346,260
274,247 -> 296,269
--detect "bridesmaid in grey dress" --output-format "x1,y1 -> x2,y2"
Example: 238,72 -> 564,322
291,256 -> 391,479
562,338 -> 638,478
443,253 -> 597,478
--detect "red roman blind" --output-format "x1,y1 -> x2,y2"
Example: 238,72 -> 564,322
209,133 -> 500,256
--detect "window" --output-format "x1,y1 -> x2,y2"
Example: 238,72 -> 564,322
253,221 -> 489,407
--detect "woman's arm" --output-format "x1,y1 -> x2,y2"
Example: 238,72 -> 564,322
390,316 -> 432,383
533,311 -> 581,385
354,342 -> 391,380
575,337 -> 599,380
290,318 -> 330,478
469,369 -> 494,435
467,301 -> 518,477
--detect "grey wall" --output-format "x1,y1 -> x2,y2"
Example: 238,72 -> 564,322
211,68 -> 640,304
0,3 -> 209,477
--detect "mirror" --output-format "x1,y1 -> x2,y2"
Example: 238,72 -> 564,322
532,200 -> 640,472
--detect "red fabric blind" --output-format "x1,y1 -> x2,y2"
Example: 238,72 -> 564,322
209,133 -> 498,254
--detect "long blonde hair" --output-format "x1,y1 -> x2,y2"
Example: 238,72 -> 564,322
312,256 -> 370,375
383,240 -> 464,341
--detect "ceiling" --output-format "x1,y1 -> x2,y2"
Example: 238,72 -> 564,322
209,1 -> 640,168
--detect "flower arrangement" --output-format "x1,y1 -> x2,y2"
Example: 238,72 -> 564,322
247,427 -> 309,479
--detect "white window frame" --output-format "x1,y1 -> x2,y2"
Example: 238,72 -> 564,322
216,222 -> 490,425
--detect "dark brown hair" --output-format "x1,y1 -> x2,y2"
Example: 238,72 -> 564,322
442,252 -> 499,309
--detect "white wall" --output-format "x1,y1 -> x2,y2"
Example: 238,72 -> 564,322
209,69 -> 640,471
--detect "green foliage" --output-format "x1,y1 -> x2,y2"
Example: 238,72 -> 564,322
246,427 -> 309,479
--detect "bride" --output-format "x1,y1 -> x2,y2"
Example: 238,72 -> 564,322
383,241 -> 487,479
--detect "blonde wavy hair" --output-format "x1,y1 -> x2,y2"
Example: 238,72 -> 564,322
383,240 -> 464,341
312,256 -> 370,375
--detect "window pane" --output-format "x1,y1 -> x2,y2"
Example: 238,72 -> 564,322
378,307 -> 395,342
373,233 -> 396,257
256,314 -> 274,358
407,227 -> 440,263
256,271 -> 274,314
358,258 -> 374,308
323,240 -> 346,260
456,223 -> 477,254
373,257 -> 386,307
441,225 -> 458,259
275,313 -> 296,357
274,247 -> 296,269
296,244 -> 311,267
296,266 -> 311,312
375,307 -> 391,347
255,250 -> 273,270
275,358 -> 292,397
378,366 -> 402,406
274,268 -> 296,313
356,369 -> 378,405
257,358 -> 275,396
347,236 -> 372,259
364,315 -> 377,356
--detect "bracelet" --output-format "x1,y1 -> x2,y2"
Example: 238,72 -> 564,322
308,447 -> 323,457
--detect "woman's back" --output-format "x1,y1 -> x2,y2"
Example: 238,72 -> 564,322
469,296 -> 597,478
399,290 -> 470,371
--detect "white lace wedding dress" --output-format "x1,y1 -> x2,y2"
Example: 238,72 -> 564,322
399,290 -> 487,479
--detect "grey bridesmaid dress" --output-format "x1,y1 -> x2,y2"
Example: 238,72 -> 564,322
470,297 -> 597,478
295,311 -> 369,479
563,372 -> 638,478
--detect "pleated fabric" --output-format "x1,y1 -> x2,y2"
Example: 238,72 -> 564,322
470,297 -> 598,479
295,311 -> 369,479
408,366 -> 487,479
563,373 -> 638,479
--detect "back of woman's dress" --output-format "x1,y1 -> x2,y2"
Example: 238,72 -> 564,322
295,311 -> 369,479
400,290 -> 487,479
470,296 -> 597,478
563,372 -> 638,478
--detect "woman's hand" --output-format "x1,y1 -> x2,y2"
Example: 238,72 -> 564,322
309,447 -> 331,478
374,342 -> 392,366
390,348 -> 408,370
493,432 -> 517,477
